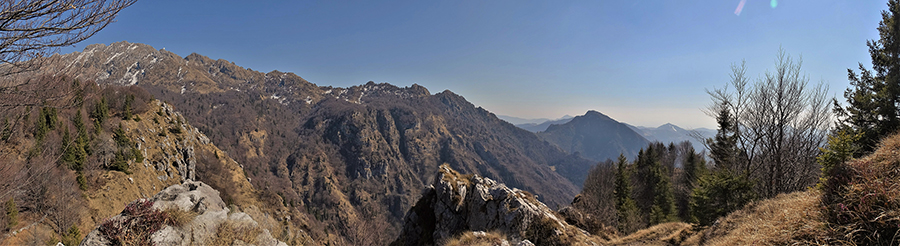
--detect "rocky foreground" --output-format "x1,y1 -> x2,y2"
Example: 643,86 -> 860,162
80,181 -> 286,246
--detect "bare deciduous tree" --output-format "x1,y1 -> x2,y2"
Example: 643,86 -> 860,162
0,0 -> 136,76
707,49 -> 831,198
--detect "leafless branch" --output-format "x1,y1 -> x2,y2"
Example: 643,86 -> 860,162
0,0 -> 136,76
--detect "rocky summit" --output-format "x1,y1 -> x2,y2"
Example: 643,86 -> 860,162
392,164 -> 599,246
80,181 -> 287,246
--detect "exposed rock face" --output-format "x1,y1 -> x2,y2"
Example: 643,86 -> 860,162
392,164 -> 598,245
80,181 -> 286,246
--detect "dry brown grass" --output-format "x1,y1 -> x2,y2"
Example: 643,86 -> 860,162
442,231 -> 508,246
694,190 -> 834,246
820,133 -> 900,245
163,208 -> 197,227
211,220 -> 263,245
607,222 -> 694,246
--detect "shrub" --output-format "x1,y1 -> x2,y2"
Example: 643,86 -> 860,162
110,150 -> 132,174
76,172 -> 88,191
61,224 -> 81,246
5,198 -> 17,228
817,129 -> 859,188
99,200 -> 172,246
168,126 -> 182,135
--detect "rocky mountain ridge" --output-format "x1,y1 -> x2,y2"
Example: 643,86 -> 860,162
28,41 -> 594,244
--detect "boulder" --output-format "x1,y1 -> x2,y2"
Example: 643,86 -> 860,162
80,181 -> 286,246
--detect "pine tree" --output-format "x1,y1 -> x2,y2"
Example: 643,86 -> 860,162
34,106 -> 58,142
679,146 -> 707,222
708,106 -> 740,172
91,96 -> 109,125
613,154 -> 639,233
61,112 -> 89,171
648,157 -> 677,225
836,0 -> 900,155
682,147 -> 707,188
690,170 -> 756,225
690,105 -> 757,225
122,94 -> 134,120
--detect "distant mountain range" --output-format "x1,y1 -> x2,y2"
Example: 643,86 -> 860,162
515,117 -> 575,132
497,114 -> 573,125
510,112 -> 717,159
627,124 -> 716,152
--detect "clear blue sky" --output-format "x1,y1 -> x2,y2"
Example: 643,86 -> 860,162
60,0 -> 886,128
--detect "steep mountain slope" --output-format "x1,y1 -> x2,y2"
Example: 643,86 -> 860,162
31,41 -> 592,243
627,123 -> 715,151
0,83 -> 313,245
515,116 -> 574,133
538,110 -> 649,162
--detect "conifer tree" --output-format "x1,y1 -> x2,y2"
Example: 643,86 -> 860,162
708,106 -> 740,172
836,0 -> 900,155
613,154 -> 639,233
679,146 -> 707,222
690,106 -> 757,225
648,157 -> 677,225
683,147 -> 707,186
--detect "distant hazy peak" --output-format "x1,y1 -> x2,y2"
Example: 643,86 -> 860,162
579,110 -> 615,121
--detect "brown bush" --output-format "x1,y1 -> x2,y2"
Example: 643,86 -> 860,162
99,200 -> 172,246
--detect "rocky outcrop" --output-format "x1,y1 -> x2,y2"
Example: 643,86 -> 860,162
392,164 -> 599,245
80,181 -> 286,246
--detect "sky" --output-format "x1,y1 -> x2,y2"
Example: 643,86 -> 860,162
59,0 -> 886,129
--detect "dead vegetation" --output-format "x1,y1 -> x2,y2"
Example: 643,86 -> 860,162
442,231 -> 508,246
692,191 -> 831,245
821,133 -> 900,245
212,220 -> 263,245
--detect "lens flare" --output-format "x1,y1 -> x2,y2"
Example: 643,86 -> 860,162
735,0 -> 746,16
770,0 -> 778,8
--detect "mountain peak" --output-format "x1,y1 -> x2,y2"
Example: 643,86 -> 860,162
659,123 -> 682,131
580,110 -> 614,121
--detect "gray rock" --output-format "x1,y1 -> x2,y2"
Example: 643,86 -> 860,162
392,164 -> 594,245
80,181 -> 286,246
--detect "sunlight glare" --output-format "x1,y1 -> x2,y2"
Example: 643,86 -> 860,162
735,0 -> 747,16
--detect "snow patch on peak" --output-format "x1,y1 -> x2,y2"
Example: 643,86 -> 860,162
105,52 -> 122,64
120,62 -> 143,85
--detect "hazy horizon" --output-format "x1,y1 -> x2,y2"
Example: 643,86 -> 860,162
59,1 -> 886,129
